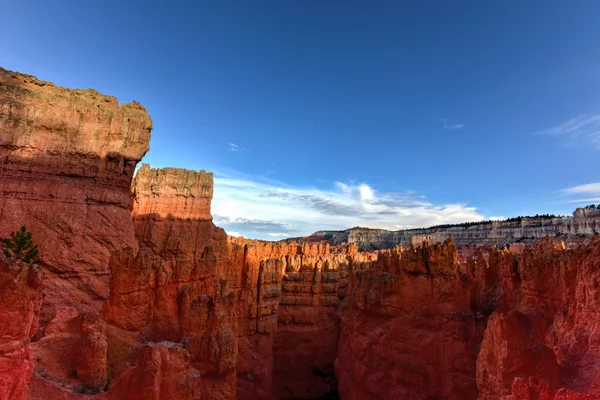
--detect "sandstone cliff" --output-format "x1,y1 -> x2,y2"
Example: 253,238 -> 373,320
307,209 -> 600,251
2,68 -> 600,400
334,238 -> 600,399
0,67 -> 152,325
0,260 -> 43,400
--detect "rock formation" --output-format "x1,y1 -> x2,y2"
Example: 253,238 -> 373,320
305,208 -> 600,251
2,67 -> 600,400
0,67 -> 152,325
335,242 -> 485,399
0,260 -> 43,400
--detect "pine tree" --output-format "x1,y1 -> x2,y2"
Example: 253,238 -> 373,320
2,225 -> 39,263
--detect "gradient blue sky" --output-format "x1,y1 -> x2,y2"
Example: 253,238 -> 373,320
2,1 -> 599,238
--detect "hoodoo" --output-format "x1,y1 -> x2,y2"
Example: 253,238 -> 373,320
1,69 -> 600,400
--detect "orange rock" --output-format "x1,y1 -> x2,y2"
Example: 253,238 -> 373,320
0,67 -> 152,326
4,67 -> 600,400
335,241 -> 484,400
31,308 -> 108,394
0,260 -> 43,400
107,343 -> 201,400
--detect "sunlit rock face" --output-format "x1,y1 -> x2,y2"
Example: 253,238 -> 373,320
3,67 -> 600,400
308,209 -> 600,251
0,67 -> 152,325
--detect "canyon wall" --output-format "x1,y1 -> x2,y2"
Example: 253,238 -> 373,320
0,67 -> 152,325
334,238 -> 600,400
308,209 -> 600,251
2,68 -> 600,400
0,260 -> 42,400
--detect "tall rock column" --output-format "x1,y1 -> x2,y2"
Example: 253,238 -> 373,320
104,165 -> 237,400
0,67 -> 152,324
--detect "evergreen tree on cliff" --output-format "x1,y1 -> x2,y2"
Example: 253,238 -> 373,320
3,225 -> 39,263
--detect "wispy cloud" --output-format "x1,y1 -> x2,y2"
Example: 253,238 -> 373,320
228,142 -> 248,152
212,171 -> 490,239
560,182 -> 600,204
441,117 -> 465,130
535,114 -> 600,149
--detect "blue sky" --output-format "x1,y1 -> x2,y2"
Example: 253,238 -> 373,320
2,1 -> 599,238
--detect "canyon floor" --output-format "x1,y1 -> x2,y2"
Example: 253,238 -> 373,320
1,67 -> 600,400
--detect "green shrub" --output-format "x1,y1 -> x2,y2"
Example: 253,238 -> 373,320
2,225 -> 39,263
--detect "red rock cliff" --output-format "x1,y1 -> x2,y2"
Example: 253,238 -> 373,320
334,238 -> 600,400
105,165 -> 236,399
3,68 -> 600,400
335,241 -> 485,399
0,67 -> 152,325
0,260 -> 43,400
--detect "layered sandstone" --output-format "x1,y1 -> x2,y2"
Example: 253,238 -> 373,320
335,242 -> 485,399
3,68 -> 600,400
0,260 -> 43,400
0,67 -> 152,324
132,164 -> 213,220
307,208 -> 600,251
107,343 -> 202,400
334,238 -> 600,399
31,308 -> 108,394
104,165 -> 237,399
229,239 -> 362,399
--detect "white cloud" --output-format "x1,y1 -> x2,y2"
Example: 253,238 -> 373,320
559,182 -> 600,205
226,231 -> 241,237
536,114 -> 600,149
441,117 -> 465,130
561,182 -> 600,196
211,171 -> 490,240
228,142 -> 248,152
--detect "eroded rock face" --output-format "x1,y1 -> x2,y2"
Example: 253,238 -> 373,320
104,165 -> 237,400
132,163 -> 213,220
31,308 -> 108,394
333,238 -> 600,400
4,68 -> 600,400
0,67 -> 152,325
474,238 -> 600,399
229,240 -> 361,400
0,260 -> 43,400
307,208 -> 600,251
335,242 -> 485,400
108,343 -> 201,400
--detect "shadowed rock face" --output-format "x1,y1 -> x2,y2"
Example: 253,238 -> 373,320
0,67 -> 152,325
0,260 -> 43,400
3,68 -> 600,400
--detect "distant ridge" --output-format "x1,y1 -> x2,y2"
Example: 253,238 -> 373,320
286,206 -> 600,251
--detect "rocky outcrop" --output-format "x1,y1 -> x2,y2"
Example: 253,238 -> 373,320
306,208 -> 600,251
333,237 -> 600,400
0,67 -> 152,325
474,238 -> 600,399
0,260 -> 43,400
104,165 -> 237,400
335,242 -> 485,399
132,163 -> 213,221
107,343 -> 201,400
31,308 -> 108,394
4,67 -> 600,400
231,239 -> 362,399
